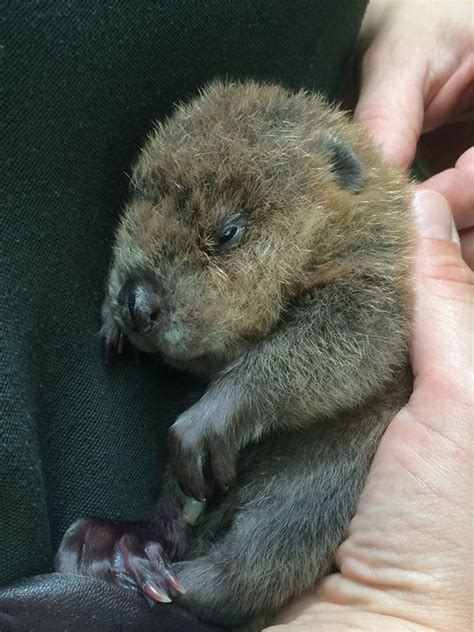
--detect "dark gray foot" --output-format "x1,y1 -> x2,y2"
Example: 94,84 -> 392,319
56,518 -> 183,604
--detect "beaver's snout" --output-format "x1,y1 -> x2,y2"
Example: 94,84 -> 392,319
117,279 -> 162,333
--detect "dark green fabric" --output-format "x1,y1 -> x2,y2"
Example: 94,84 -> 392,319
1,0 -> 367,585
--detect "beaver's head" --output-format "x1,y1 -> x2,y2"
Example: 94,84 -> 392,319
101,81 -> 363,368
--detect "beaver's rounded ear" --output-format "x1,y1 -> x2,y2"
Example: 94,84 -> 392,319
318,135 -> 364,193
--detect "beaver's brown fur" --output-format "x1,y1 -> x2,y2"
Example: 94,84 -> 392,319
57,80 -> 414,630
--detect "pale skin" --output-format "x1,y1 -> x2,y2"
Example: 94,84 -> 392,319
266,1 -> 474,629
354,0 -> 473,267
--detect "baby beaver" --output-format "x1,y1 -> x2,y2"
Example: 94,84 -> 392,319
56,80 -> 414,630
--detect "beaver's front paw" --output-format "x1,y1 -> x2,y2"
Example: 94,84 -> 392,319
168,395 -> 238,502
56,518 -> 183,603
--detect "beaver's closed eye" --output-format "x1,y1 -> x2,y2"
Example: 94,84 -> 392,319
215,215 -> 247,252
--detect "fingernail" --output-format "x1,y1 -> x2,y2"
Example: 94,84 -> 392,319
413,190 -> 459,243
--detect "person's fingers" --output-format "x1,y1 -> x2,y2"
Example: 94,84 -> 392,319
422,51 -> 474,130
419,147 -> 474,230
354,40 -> 426,168
410,190 -> 474,409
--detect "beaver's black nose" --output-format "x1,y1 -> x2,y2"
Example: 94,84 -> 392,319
118,280 -> 161,332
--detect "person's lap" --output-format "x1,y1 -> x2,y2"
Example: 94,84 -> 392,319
1,1 -> 367,628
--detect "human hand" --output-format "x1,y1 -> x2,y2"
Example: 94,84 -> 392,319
354,0 -> 473,267
265,190 -> 473,631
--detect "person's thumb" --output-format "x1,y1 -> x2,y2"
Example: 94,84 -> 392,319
410,189 -> 474,404
354,43 -> 426,168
